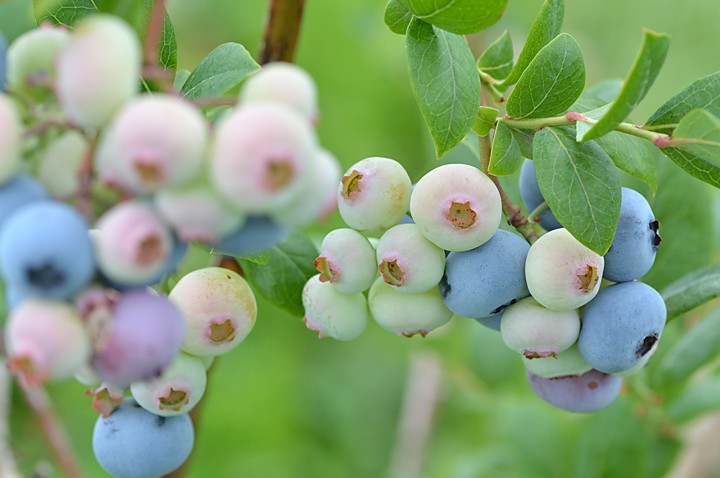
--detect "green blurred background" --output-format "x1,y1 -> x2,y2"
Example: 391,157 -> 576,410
1,0 -> 720,477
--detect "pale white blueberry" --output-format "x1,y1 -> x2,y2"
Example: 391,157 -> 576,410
410,163 -> 501,252
522,344 -> 592,379
337,157 -> 412,232
6,25 -> 69,99
525,228 -> 604,311
314,228 -> 377,294
38,130 -> 88,197
0,93 -> 21,185
302,274 -> 368,341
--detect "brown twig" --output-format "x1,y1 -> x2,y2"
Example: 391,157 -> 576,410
0,361 -> 23,478
75,134 -> 99,224
259,0 -> 306,65
479,135 -> 539,244
19,383 -> 84,478
389,352 -> 443,478
144,0 -> 167,68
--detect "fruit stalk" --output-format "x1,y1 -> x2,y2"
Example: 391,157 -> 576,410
20,382 -> 85,478
0,361 -> 22,478
479,135 -> 539,244
259,0 -> 306,64
144,0 -> 167,68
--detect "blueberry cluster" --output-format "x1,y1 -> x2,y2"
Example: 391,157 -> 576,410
1,15 -> 338,477
304,156 -> 666,414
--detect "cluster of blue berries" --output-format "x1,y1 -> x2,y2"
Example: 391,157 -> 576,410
0,14 -> 339,478
304,155 -> 666,414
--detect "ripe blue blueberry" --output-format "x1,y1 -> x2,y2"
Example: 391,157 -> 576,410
215,216 -> 289,256
526,369 -> 622,413
603,187 -> 661,282
578,281 -> 666,374
0,201 -> 94,300
439,229 -> 530,319
92,398 -> 194,478
518,159 -> 561,231
0,174 -> 48,234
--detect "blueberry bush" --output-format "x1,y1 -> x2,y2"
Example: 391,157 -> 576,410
0,0 -> 719,477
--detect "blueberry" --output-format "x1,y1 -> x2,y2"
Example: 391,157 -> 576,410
603,188 -> 660,282
0,174 -> 48,234
518,159 -> 561,231
215,216 -> 289,256
92,398 -> 194,478
0,201 -> 95,299
577,281 -> 666,374
240,62 -> 318,123
439,229 -> 530,319
526,369 -> 622,413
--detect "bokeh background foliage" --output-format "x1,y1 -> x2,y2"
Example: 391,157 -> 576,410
0,0 -> 719,477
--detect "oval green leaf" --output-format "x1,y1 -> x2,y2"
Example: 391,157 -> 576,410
489,121 -> 522,175
662,264 -> 720,321
533,127 -> 621,254
406,18 -> 480,158
181,42 -> 260,100
237,230 -> 319,317
498,0 -> 564,90
667,376 -> 720,422
399,0 -> 507,35
505,33 -> 585,120
477,30 -> 513,80
663,109 -> 720,188
646,71 -> 720,133
580,29 -> 670,142
384,0 -> 413,35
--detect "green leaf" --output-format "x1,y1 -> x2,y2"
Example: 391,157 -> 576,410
662,264 -> 720,321
181,42 -> 260,100
173,69 -> 191,91
237,230 -> 319,317
580,29 -> 670,141
661,109 -> 720,188
585,78 -> 623,103
384,0 -> 413,34
533,127 -> 621,254
510,127 -> 535,159
477,30 -> 513,80
574,102 -> 660,191
33,0 -> 96,26
646,71 -> 720,133
406,19 -> 480,158
505,33 -> 585,120
667,376 -> 720,422
157,6 -> 177,70
471,106 -> 498,137
498,0 -> 564,90
489,122 -> 522,175
654,310 -> 720,390
398,0 -> 507,35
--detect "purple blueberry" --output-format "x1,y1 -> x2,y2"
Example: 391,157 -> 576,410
518,159 -> 561,231
439,229 -> 530,319
603,188 -> 661,282
526,369 -> 622,413
577,281 -> 666,374
0,201 -> 95,300
92,398 -> 194,478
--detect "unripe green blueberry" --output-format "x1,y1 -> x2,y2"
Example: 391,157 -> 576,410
337,157 -> 412,232
522,344 -> 591,379
5,299 -> 90,386
302,274 -> 368,341
375,223 -> 445,294
55,15 -> 141,127
525,228 -> 604,311
271,148 -> 341,226
368,277 -> 453,336
211,102 -> 318,214
168,267 -> 257,356
96,94 -> 209,194
315,228 -> 377,294
156,184 -> 245,245
500,297 -> 580,358
131,352 -> 207,417
38,130 -> 88,197
410,163 -> 501,251
6,25 -> 69,100
0,93 -> 21,185
240,62 -> 318,122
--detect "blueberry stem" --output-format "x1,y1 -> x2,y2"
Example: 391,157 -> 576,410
259,0 -> 306,65
19,381 -> 85,478
0,361 -> 22,478
479,135 -> 539,244
527,201 -> 549,223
